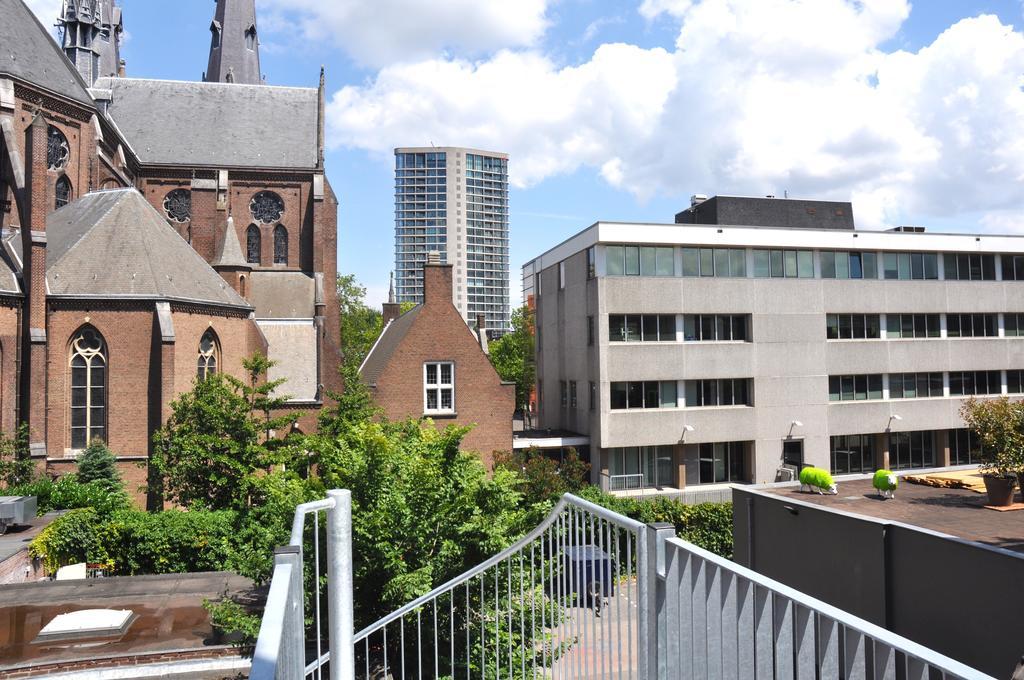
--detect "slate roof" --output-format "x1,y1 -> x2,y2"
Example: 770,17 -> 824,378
359,306 -> 423,386
0,0 -> 95,106
43,188 -> 251,308
212,216 -> 248,268
94,77 -> 319,168
0,231 -> 23,296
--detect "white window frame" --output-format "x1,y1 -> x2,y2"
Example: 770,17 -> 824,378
424,361 -> 455,415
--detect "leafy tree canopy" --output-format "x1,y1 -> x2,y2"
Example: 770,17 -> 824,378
488,305 -> 535,415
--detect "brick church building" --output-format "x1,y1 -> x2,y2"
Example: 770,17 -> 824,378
0,0 -> 341,500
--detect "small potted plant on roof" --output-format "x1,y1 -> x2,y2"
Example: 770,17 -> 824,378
960,397 -> 1024,507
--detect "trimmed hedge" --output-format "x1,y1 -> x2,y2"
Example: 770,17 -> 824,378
577,486 -> 734,559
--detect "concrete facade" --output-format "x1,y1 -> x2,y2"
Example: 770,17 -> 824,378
524,210 -> 1024,492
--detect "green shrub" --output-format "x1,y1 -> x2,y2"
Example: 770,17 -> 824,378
0,424 -> 33,488
2,474 -> 131,516
493,446 -> 590,506
576,486 -> 734,559
76,439 -> 121,489
29,508 -> 108,573
100,509 -> 239,575
203,597 -> 261,647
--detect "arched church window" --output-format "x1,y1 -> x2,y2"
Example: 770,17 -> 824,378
69,326 -> 106,449
55,175 -> 72,210
210,22 -> 221,50
197,329 -> 219,380
48,126 -> 69,170
245,25 -> 257,50
246,224 -> 261,264
250,191 -> 284,224
163,189 -> 191,222
273,225 -> 288,265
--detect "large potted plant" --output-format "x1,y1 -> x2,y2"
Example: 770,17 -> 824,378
960,397 -> 1024,506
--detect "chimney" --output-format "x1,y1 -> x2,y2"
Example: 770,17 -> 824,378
476,314 -> 489,355
423,250 -> 452,306
382,271 -> 401,325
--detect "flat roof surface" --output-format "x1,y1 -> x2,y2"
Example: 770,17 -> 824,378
0,571 -> 254,671
773,478 -> 1024,553
0,511 -> 59,564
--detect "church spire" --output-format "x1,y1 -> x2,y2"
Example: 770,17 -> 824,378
58,0 -> 124,86
204,0 -> 262,85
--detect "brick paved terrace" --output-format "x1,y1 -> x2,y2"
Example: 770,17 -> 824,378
774,477 -> 1024,553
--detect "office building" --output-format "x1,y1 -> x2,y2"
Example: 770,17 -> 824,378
394,147 -> 510,335
522,195 -> 1024,492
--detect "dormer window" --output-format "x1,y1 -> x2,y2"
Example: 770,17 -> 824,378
210,21 -> 222,49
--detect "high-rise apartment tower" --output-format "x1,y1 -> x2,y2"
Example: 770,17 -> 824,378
394,147 -> 510,336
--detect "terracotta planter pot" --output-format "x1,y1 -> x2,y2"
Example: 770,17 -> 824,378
983,474 -> 1016,507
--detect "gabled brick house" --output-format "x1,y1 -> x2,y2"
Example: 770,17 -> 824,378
360,255 -> 514,467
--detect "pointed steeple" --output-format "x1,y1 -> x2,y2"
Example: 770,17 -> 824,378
58,0 -> 124,86
204,0 -> 262,85
388,272 -> 396,304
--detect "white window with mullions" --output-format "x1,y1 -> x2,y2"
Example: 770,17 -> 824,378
69,327 -> 107,450
424,362 -> 454,414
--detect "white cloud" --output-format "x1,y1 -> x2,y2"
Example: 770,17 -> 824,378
327,0 -> 1024,229
261,0 -> 550,68
25,0 -> 62,30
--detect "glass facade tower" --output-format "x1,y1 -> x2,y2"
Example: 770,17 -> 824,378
394,147 -> 510,335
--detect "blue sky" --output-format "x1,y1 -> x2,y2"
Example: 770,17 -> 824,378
29,0 -> 1024,306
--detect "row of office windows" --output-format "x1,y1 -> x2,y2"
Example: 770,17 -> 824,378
607,314 -> 749,343
830,428 -> 986,474
598,245 -> 1024,281
606,442 -> 746,487
826,313 -> 1017,340
828,370 -> 1017,401
608,378 -> 752,410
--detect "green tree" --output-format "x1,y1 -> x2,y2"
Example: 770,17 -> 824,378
307,417 -> 528,626
489,305 -> 535,422
960,397 -> 1024,478
0,424 -> 33,489
493,446 -> 589,506
76,439 -> 121,489
150,352 -> 300,511
338,273 -> 383,371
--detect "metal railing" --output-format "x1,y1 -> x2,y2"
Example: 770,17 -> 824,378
252,489 -> 993,680
251,489 -> 353,680
655,532 -> 993,680
607,472 -> 646,492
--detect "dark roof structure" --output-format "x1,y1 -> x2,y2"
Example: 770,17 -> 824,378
205,0 -> 262,85
0,232 -> 23,296
43,188 -> 251,308
675,195 -> 855,230
92,78 -> 319,168
0,0 -> 95,105
359,306 -> 423,386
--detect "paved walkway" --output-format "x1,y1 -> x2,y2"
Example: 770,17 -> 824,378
552,578 -> 639,680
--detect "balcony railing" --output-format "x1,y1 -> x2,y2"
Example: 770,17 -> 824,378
252,490 -> 993,680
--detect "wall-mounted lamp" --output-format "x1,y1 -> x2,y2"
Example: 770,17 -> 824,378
679,424 -> 695,443
791,420 -> 803,428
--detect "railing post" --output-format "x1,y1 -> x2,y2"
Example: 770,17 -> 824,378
652,523 -> 676,680
638,522 -> 676,680
327,489 -> 353,680
277,545 -> 304,680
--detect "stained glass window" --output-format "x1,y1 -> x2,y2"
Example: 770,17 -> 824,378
48,126 -> 69,170
70,327 -> 106,449
246,225 -> 261,264
163,189 -> 191,222
250,191 -> 284,224
273,225 -> 288,264
55,176 -> 72,210
197,329 -> 219,380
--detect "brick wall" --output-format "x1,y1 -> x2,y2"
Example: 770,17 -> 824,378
370,264 -> 514,468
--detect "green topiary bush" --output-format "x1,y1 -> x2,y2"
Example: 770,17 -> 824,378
799,467 -> 836,493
